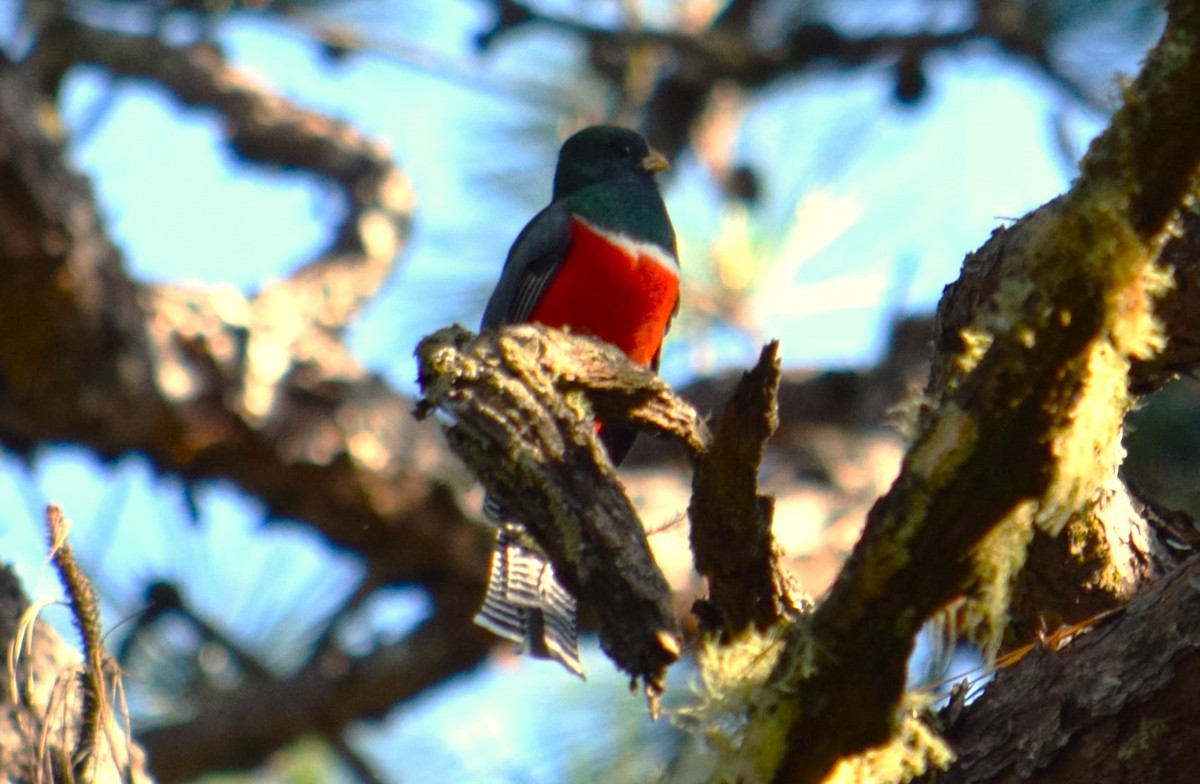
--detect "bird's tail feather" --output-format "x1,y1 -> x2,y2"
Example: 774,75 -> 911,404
474,523 -> 584,678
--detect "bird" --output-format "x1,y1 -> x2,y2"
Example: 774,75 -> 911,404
474,125 -> 680,676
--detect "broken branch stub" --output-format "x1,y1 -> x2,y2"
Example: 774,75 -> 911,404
689,340 -> 795,636
415,324 -> 705,689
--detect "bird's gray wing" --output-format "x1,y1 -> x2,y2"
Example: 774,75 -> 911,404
481,201 -> 572,329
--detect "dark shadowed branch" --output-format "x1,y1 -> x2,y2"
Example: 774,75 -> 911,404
475,0 -> 1112,160
136,612 -> 494,783
0,28 -> 491,781
690,340 -> 797,636
28,17 -> 413,330
927,553 -> 1200,784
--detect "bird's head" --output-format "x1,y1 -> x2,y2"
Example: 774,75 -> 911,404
552,125 -> 669,200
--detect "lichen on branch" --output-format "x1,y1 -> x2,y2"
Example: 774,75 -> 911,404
415,324 -> 707,690
753,4 -> 1200,782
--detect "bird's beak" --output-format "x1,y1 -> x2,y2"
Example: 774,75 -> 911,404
641,149 -> 670,173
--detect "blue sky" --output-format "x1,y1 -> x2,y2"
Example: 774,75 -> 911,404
0,1 -> 1160,780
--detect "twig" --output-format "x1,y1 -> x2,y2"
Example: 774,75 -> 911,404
326,732 -> 387,784
44,505 -> 106,780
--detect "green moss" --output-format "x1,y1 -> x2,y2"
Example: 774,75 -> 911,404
823,693 -> 953,784
965,509 -> 1036,659
953,327 -> 994,375
671,625 -> 806,783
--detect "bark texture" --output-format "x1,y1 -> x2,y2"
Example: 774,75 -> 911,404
932,554 -> 1200,784
2,2 -> 1200,783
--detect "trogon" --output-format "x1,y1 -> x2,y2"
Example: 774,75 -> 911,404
475,125 -> 680,676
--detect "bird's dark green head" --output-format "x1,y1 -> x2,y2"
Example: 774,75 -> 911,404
552,126 -> 669,200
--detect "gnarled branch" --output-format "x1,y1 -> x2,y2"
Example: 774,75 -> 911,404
416,324 -> 708,690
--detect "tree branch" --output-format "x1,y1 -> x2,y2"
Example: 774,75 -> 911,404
0,38 -> 491,781
690,340 -> 796,635
0,25 -> 471,594
416,325 -> 709,691
137,610 -> 494,783
930,554 -> 1200,784
31,17 -> 414,331
749,4 -> 1200,781
476,0 -> 1107,158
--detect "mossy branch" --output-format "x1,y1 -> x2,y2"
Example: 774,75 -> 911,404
416,325 -> 706,691
752,5 -> 1200,782
924,555 -> 1200,784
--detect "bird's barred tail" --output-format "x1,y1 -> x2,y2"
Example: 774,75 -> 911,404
474,503 -> 583,678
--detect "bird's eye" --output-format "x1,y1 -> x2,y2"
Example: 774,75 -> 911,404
617,142 -> 633,158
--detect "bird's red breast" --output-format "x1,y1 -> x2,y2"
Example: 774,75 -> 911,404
528,217 -> 680,367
